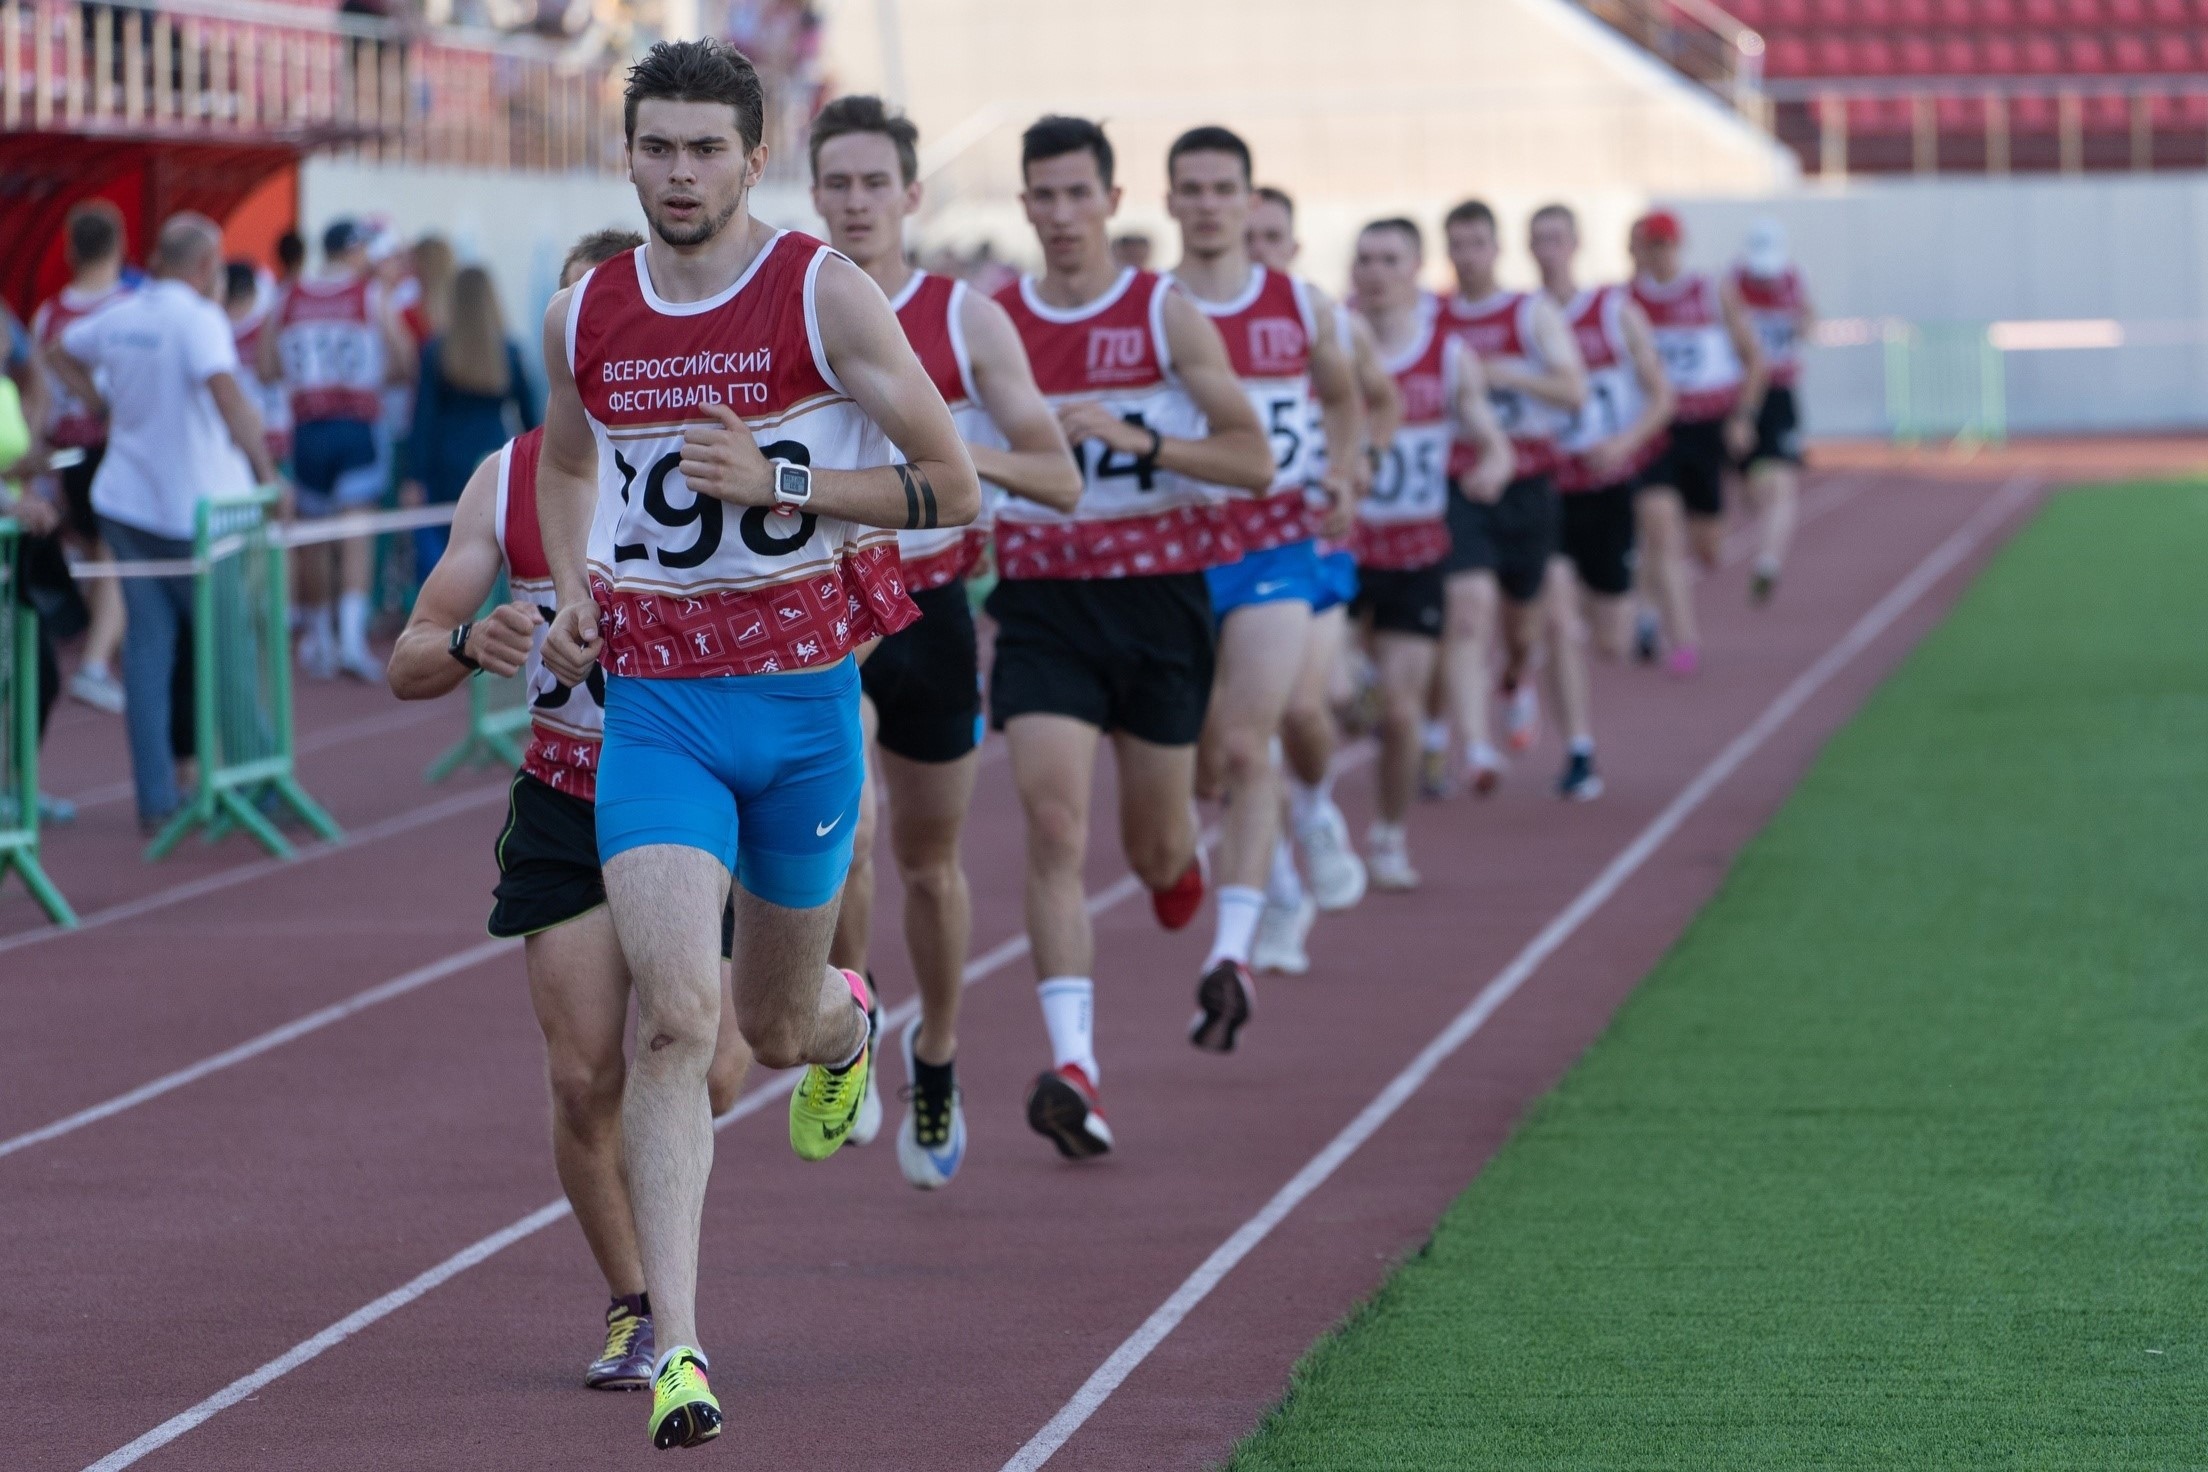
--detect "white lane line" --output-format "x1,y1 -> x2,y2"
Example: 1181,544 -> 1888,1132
75,843 -> 1171,1471
996,475 -> 2040,1472
63,705 -> 446,812
0,783 -> 509,960
0,939 -> 518,1161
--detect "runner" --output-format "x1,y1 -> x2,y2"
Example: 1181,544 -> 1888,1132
388,227 -> 756,1397
806,93 -> 1082,1188
1431,199 -> 1587,795
1244,184 -> 1399,972
1349,218 -> 1511,890
1532,202 -> 1676,710
1629,208 -> 1766,674
1161,127 -> 1363,1030
531,40 -> 980,1450
259,216 -> 413,681
30,200 -> 133,714
223,262 -> 292,474
989,114 -> 1271,1152
1728,218 -> 1814,604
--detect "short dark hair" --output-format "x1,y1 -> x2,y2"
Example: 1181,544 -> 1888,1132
1022,114 -> 1114,190
1530,202 -> 1576,231
1166,124 -> 1251,185
276,231 -> 305,272
1361,217 -> 1423,256
809,93 -> 921,186
223,260 -> 258,304
1444,199 -> 1497,235
1255,185 -> 1294,222
563,227 -> 645,284
624,39 -> 765,152
65,201 -> 123,269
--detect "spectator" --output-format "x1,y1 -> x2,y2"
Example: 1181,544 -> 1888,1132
401,265 -> 536,575
47,213 -> 279,832
2,302 -> 81,824
30,199 -> 135,715
275,229 -> 306,288
406,234 -> 457,346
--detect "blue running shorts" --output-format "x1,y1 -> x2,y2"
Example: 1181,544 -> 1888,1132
1310,546 -> 1360,614
595,658 -> 864,910
1205,537 -> 1321,623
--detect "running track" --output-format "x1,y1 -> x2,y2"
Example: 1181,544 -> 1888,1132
0,468 -> 2035,1470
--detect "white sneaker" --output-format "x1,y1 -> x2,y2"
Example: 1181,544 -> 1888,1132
1367,825 -> 1420,892
1465,742 -> 1505,798
1252,895 -> 1317,976
67,667 -> 125,714
299,631 -> 337,681
1504,683 -> 1540,753
1296,803 -> 1368,912
895,1016 -> 965,1189
849,998 -> 884,1147
336,646 -> 384,683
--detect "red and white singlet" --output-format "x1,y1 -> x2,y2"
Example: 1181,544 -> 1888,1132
991,267 -> 1229,580
1554,286 -> 1665,494
230,304 -> 294,462
1174,263 -> 1320,552
1631,271 -> 1743,423
569,233 -> 917,680
1438,289 -> 1571,481
1354,301 -> 1459,572
274,272 -> 387,424
31,281 -> 132,448
1728,264 -> 1807,389
888,271 -> 998,591
495,428 -> 604,800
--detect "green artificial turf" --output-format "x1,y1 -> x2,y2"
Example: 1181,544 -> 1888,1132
1229,482 -> 2208,1470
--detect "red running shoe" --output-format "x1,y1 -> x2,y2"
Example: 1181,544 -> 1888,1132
1151,853 -> 1206,931
1025,1063 -> 1114,1159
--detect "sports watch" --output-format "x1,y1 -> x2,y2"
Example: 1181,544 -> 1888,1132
448,622 -> 481,672
769,458 -> 812,515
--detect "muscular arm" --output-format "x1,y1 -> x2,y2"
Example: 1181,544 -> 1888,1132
207,372 -> 279,486
681,253 -> 979,532
1612,299 -> 1677,455
43,343 -> 103,424
256,303 -> 282,387
1484,293 -> 1587,412
389,455 -> 539,698
1721,275 -> 1768,419
959,289 -> 1081,514
1348,312 -> 1404,454
534,287 -> 605,680
1451,340 -> 1515,500
1146,288 -> 1271,491
1305,285 -> 1367,503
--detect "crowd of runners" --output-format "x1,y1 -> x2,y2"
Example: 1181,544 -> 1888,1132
3,35 -> 1817,1454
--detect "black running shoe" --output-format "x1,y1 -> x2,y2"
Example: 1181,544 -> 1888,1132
1557,750 -> 1604,802
1633,610 -> 1660,664
1189,960 -> 1254,1053
1025,1064 -> 1113,1159
1750,568 -> 1778,605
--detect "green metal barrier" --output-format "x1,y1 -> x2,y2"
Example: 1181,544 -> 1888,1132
146,490 -> 342,861
1885,322 -> 2007,448
426,579 -> 532,782
0,517 -> 76,925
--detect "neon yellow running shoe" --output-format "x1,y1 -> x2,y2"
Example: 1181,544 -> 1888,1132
789,1039 -> 870,1161
649,1348 -> 721,1451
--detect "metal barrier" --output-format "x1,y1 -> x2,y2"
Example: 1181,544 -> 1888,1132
145,488 -> 341,860
1576,0 -> 1767,121
1884,322 -> 2006,448
0,516 -> 76,925
425,578 -> 529,782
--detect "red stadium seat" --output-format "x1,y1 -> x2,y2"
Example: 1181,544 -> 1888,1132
1814,33 -> 1854,71
2066,33 -> 2111,72
1766,0 -> 1810,20
1981,32 -> 2020,69
1977,0 -> 2019,25
1894,0 -> 1933,21
1935,93 -> 1987,127
2148,90 -> 2208,124
1856,34 -> 1898,72
1938,32 -> 1981,72
1848,95 -> 1914,131
1810,0 -> 1852,21
1729,0 -> 1768,22
2021,0 -> 2062,23
1856,0 -> 1892,20
2060,0 -> 2102,21
2111,32 -> 2151,70
1899,33 -> 1937,71
1768,35 -> 1815,75
1932,0 -> 1973,21
2152,31 -> 2195,70
2147,0 -> 2185,20
2010,92 -> 2059,126
2106,0 -> 2145,19
2082,93 -> 2130,127
2023,31 -> 2063,70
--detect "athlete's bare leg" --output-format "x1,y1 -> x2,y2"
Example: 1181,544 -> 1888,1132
1537,561 -> 1594,746
1746,458 -> 1799,582
1687,511 -> 1726,573
1585,591 -> 1634,661
880,746 -> 979,1063
1283,605 -> 1349,788
1439,569 -> 1499,772
1199,598 -> 1309,914
828,699 -> 882,976
1110,729 -> 1200,892
1373,630 -> 1438,824
1636,487 -> 1699,654
527,913 -> 753,1298
1008,714 -> 1105,980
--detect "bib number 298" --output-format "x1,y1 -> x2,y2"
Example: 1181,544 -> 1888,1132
612,440 -> 817,567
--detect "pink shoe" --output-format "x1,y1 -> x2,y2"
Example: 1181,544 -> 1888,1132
1666,645 -> 1700,678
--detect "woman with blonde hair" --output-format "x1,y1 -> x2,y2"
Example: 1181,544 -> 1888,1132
402,264 -> 536,575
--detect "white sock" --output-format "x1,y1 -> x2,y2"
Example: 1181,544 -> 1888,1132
338,592 -> 370,658
305,605 -> 335,651
1287,774 -> 1335,833
80,659 -> 110,681
1370,820 -> 1406,850
1204,885 -> 1266,969
1420,718 -> 1449,755
1266,839 -> 1305,910
1570,735 -> 1595,757
1037,977 -> 1097,1084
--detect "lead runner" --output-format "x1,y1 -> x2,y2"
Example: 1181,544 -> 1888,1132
532,40 -> 979,1451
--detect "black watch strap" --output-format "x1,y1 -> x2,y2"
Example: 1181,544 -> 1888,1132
449,622 -> 481,672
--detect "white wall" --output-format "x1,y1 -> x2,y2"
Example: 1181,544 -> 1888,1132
1670,175 -> 2208,438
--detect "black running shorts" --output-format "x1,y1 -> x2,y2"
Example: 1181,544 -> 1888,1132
1745,385 -> 1804,469
1445,473 -> 1560,604
1351,561 -> 1447,639
861,581 -> 981,764
57,444 -> 104,544
1559,482 -> 1638,598
490,772 -> 732,954
986,572 -> 1215,747
1648,416 -> 1728,519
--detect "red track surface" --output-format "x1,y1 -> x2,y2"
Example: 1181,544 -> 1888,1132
1,468 -> 2032,1471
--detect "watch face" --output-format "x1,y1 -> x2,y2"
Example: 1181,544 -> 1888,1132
776,463 -> 809,498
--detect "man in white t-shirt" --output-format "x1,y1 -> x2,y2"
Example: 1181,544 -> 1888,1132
48,212 -> 279,829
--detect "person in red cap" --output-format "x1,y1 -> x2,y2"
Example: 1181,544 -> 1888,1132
1627,208 -> 1765,676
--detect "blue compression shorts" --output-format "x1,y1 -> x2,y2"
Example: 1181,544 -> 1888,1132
595,658 -> 864,910
1310,546 -> 1360,614
1205,537 -> 1321,623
